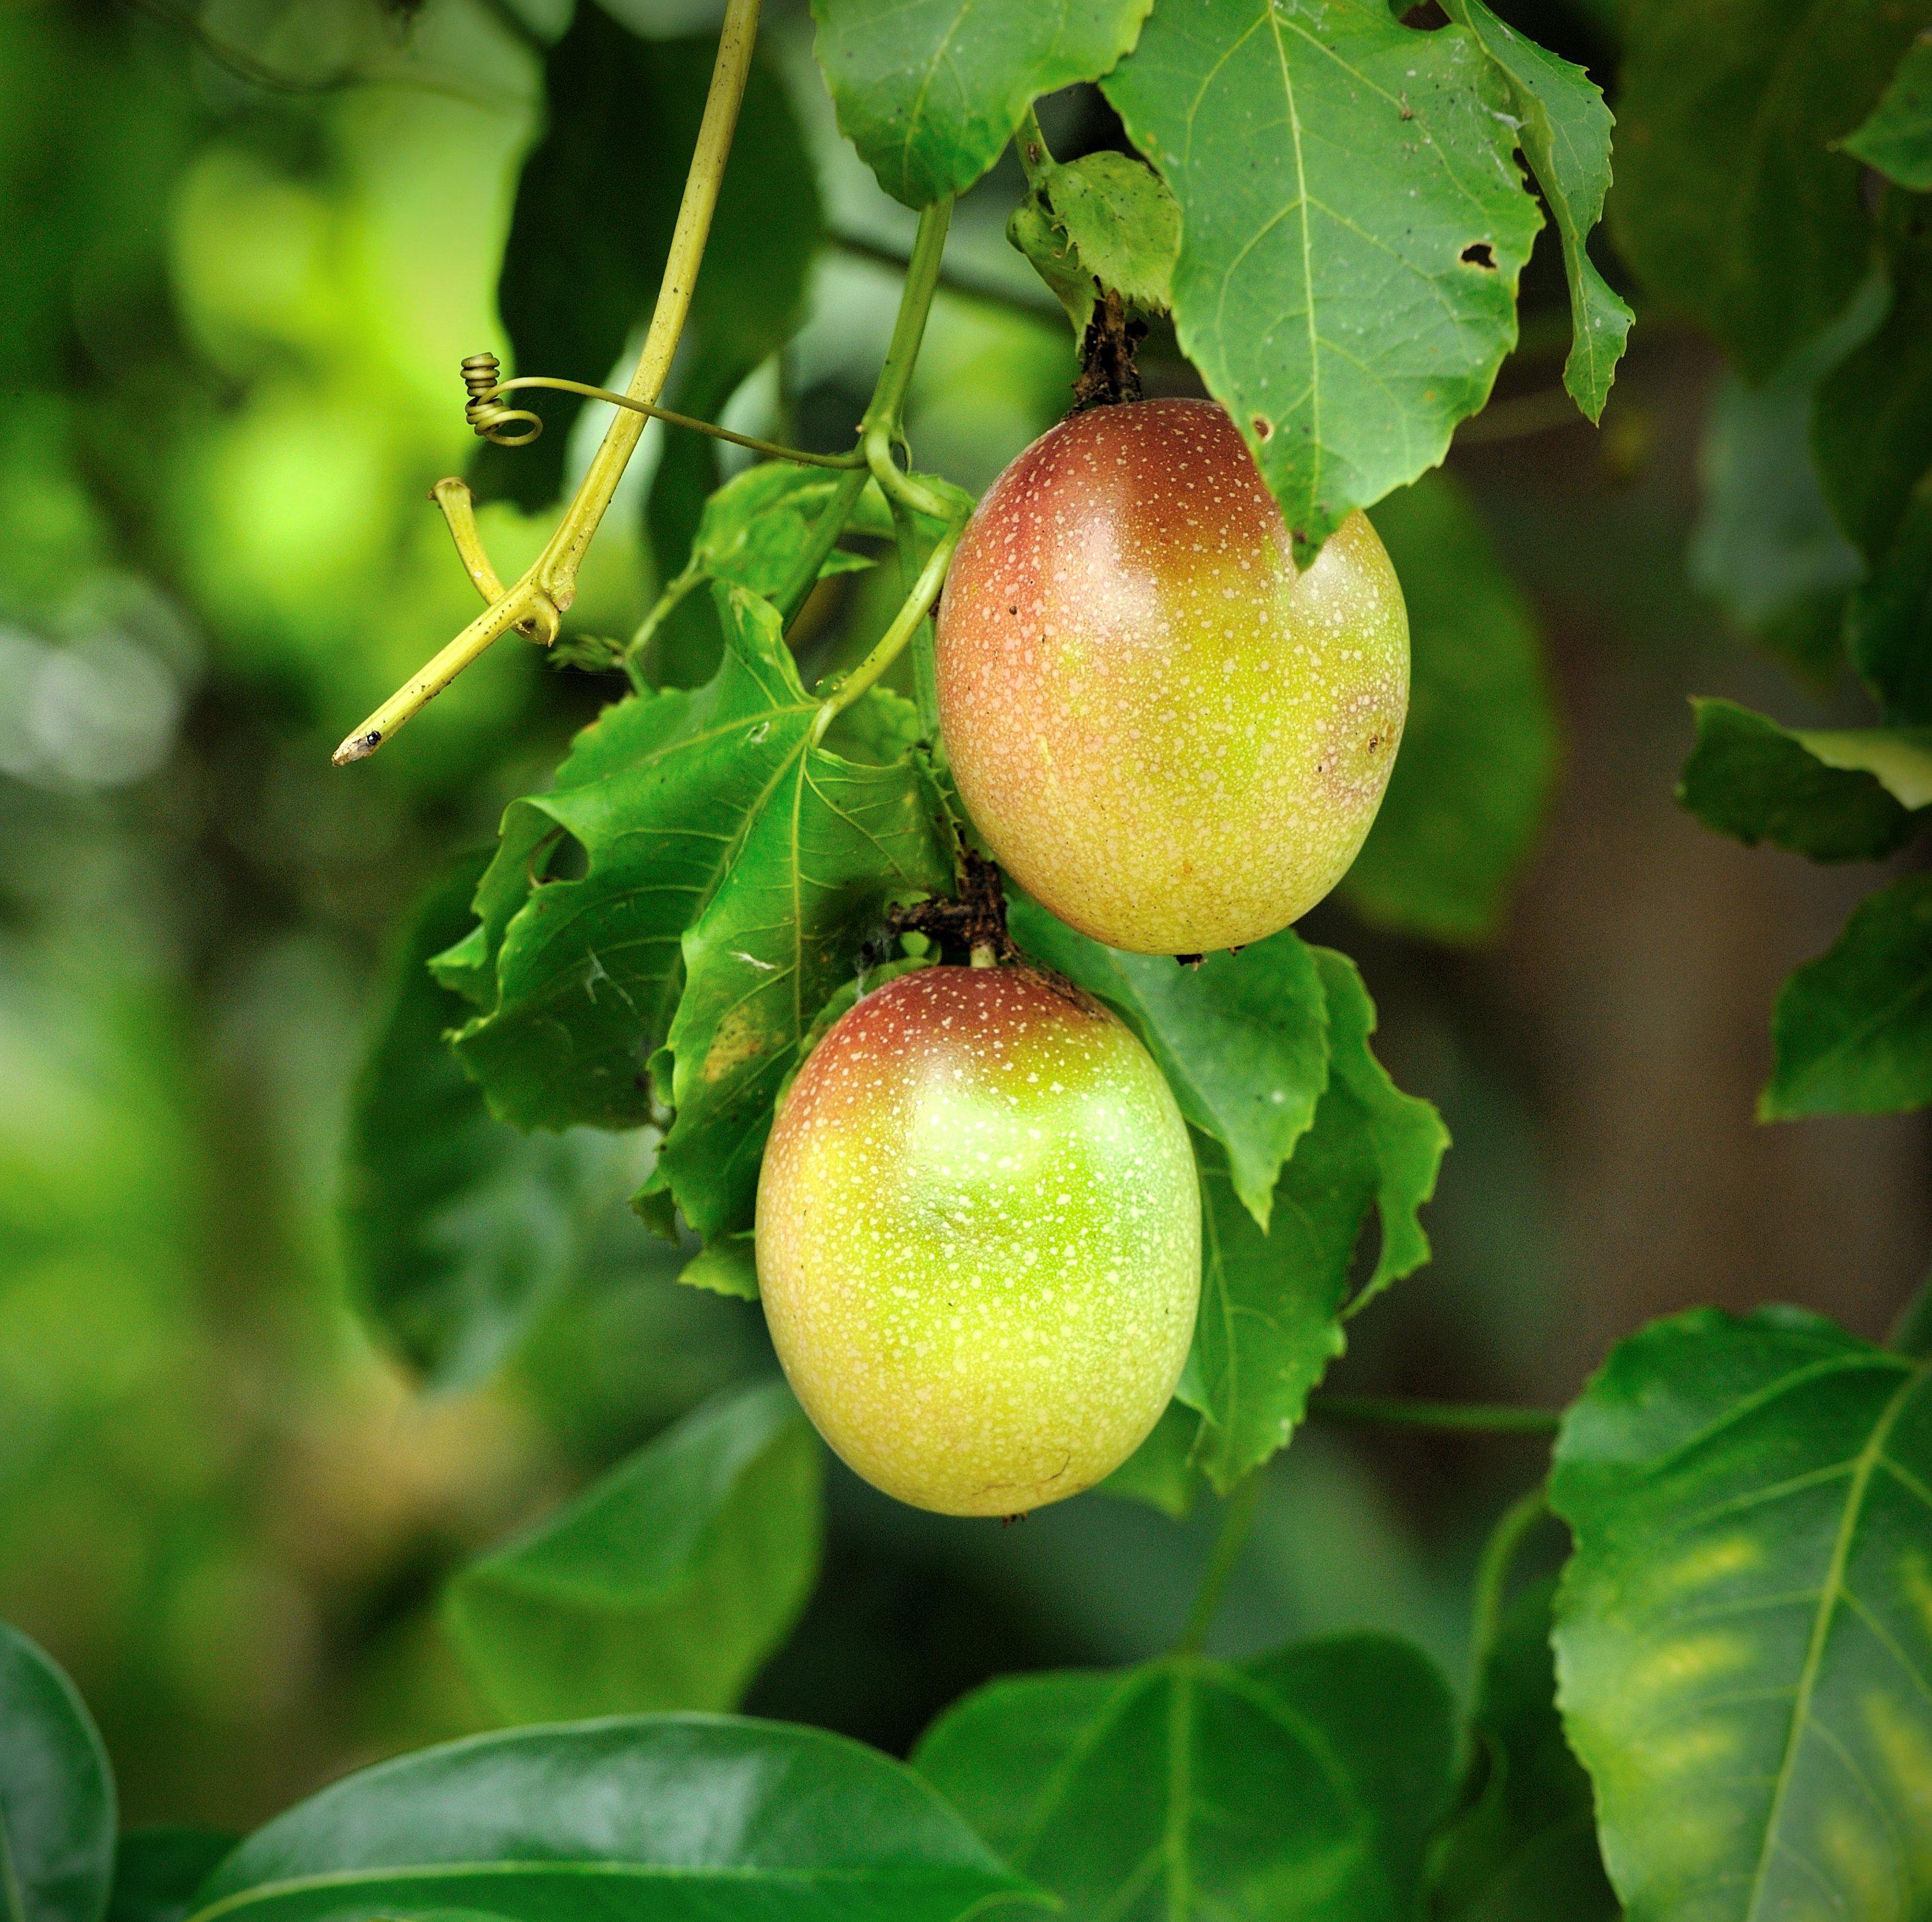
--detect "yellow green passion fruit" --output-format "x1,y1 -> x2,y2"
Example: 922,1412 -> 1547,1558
755,964 -> 1200,1515
935,398 -> 1408,956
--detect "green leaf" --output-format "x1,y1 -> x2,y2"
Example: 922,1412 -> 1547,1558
1008,150 -> 1180,330
1814,196 -> 1932,562
1763,871 -> 1932,1118
677,1231 -> 760,1300
446,1380 -> 821,1721
0,1620 -> 114,1922
916,1634 -> 1454,1920
810,0 -> 1151,207
1676,699 -> 1927,863
1099,1399 -> 1204,1517
1611,0 -> 1931,379
1551,1307 -> 1932,1922
1687,276 -> 1884,686
1184,1130 -> 1353,1491
1844,30 -> 1932,190
1182,950 -> 1446,1490
443,587 -> 948,1229
1351,474 -> 1557,943
1848,476 -> 1932,723
1104,0 -> 1542,556
1430,1579 -> 1617,1922
185,1717 -> 1038,1922
341,855 -> 649,1390
107,1833 -> 234,1922
1008,896 -> 1329,1229
481,10 -> 820,510
1311,948 -> 1446,1310
1437,0 -> 1632,421
647,602 -> 954,1240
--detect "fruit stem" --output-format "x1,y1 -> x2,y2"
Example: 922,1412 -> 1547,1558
1016,103 -> 1056,192
1307,1393 -> 1561,1436
1467,1484 -> 1551,1687
1175,1472 -> 1264,1655
332,0 -> 761,765
809,521 -> 961,742
861,201 -> 965,523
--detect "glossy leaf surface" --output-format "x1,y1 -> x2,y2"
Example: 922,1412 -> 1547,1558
187,1717 -> 1038,1922
917,1635 -> 1454,1921
1553,1307 -> 1932,1921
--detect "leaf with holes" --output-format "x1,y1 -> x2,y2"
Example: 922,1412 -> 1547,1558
1438,0 -> 1631,421
1763,872 -> 1932,1118
812,0 -> 1152,207
439,589 -> 948,1199
916,1634 -> 1454,1921
1551,1307 -> 1932,1922
1104,0 -> 1542,556
447,1380 -> 821,1721
0,1620 -> 115,1922
182,1717 -> 1039,1922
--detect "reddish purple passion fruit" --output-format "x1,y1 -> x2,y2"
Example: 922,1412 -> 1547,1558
755,965 -> 1199,1516
935,399 -> 1408,955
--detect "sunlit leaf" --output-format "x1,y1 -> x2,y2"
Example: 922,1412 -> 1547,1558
1612,0 -> 1930,379
1763,872 -> 1932,1118
1844,31 -> 1932,190
1104,0 -> 1542,555
185,1717 -> 1039,1922
1552,1307 -> 1932,1922
916,1634 -> 1454,1920
1351,474 -> 1557,943
1008,150 -> 1180,330
812,0 -> 1152,207
342,854 -> 649,1389
1677,699 -> 1929,863
447,1380 -> 821,1720
1438,0 -> 1631,420
442,589 -> 948,1216
0,1620 -> 115,1922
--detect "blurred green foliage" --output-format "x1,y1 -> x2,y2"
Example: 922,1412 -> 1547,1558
6,0 -> 1916,1842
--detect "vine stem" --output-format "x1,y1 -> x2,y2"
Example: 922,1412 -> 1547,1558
809,522 -> 961,743
332,0 -> 761,766
1175,1473 -> 1264,1655
1306,1393 -> 1561,1437
861,201 -> 963,523
1467,1485 -> 1551,1686
471,375 -> 864,469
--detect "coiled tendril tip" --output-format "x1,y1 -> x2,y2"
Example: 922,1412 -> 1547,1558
461,351 -> 542,446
